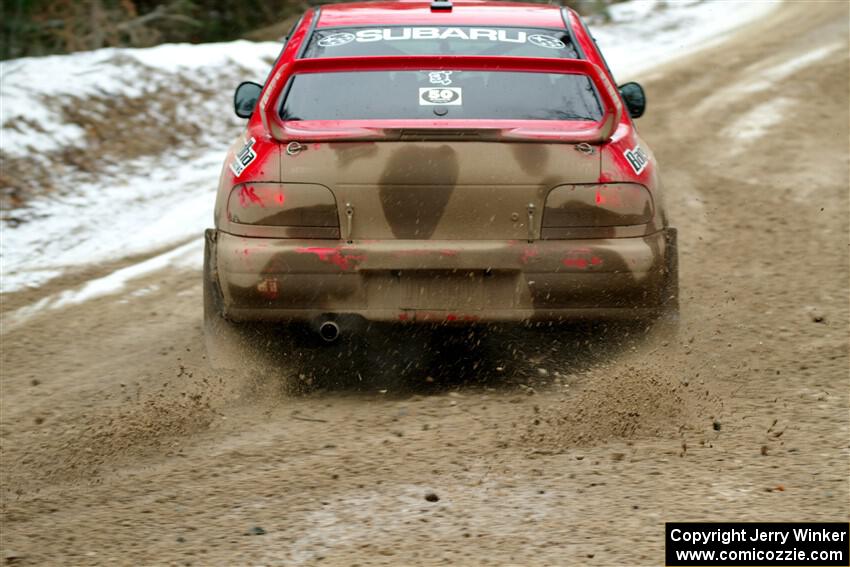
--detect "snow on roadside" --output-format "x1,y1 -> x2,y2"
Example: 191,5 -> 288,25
591,0 -> 779,80
721,96 -> 793,145
0,40 -> 280,159
1,39 -> 280,295
2,148 -> 221,293
0,0 -> 779,303
694,39 -> 844,114
1,240 -> 201,335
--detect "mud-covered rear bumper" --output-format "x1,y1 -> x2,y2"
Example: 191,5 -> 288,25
208,228 -> 676,323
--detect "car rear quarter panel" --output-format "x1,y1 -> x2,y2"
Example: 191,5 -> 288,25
215,130 -> 281,226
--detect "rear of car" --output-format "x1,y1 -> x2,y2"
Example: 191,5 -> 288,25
205,1 -> 678,338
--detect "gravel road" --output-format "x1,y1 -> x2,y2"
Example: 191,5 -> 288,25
1,2 -> 848,565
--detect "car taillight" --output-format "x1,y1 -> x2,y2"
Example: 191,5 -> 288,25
227,182 -> 339,236
542,183 -> 653,235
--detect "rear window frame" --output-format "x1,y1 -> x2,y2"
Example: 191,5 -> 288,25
277,68 -> 605,123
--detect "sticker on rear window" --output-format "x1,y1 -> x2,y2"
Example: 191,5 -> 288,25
230,137 -> 257,177
317,33 -> 355,47
528,34 -> 566,49
419,87 -> 462,106
624,145 -> 649,175
429,71 -> 454,86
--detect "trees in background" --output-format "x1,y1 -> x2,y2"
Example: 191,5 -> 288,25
1,0 -> 307,59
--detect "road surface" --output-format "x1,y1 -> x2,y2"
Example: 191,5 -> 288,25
1,2 -> 848,565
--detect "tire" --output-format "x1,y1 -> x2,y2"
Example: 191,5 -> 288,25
203,229 -> 251,369
203,230 -> 223,328
655,227 -> 680,335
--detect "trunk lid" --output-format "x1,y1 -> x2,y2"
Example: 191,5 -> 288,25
282,141 -> 599,240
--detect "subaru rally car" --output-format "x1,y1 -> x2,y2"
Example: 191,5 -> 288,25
205,0 -> 678,345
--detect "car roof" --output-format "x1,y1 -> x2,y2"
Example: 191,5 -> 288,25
316,0 -> 569,29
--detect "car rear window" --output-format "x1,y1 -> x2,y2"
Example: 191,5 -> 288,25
303,27 -> 579,58
280,70 -> 603,122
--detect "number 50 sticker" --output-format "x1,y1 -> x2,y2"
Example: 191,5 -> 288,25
419,87 -> 463,106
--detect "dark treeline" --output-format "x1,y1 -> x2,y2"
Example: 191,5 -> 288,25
1,0 -> 613,60
1,0 -> 304,59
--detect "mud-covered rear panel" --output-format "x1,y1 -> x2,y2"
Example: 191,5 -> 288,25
278,141 -> 599,240
214,231 -> 671,322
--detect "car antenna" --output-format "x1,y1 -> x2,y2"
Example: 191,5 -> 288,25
431,0 -> 452,11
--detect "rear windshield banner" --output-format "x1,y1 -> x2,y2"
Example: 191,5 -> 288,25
305,27 -> 579,59
316,28 -> 565,47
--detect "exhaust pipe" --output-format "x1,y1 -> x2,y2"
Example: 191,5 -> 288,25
318,321 -> 341,343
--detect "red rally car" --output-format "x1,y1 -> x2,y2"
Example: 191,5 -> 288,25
205,0 -> 678,345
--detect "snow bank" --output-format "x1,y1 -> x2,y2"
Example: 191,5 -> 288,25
1,40 -> 280,295
1,0 -> 779,298
0,40 -> 280,158
2,148 -> 220,294
592,0 -> 778,80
